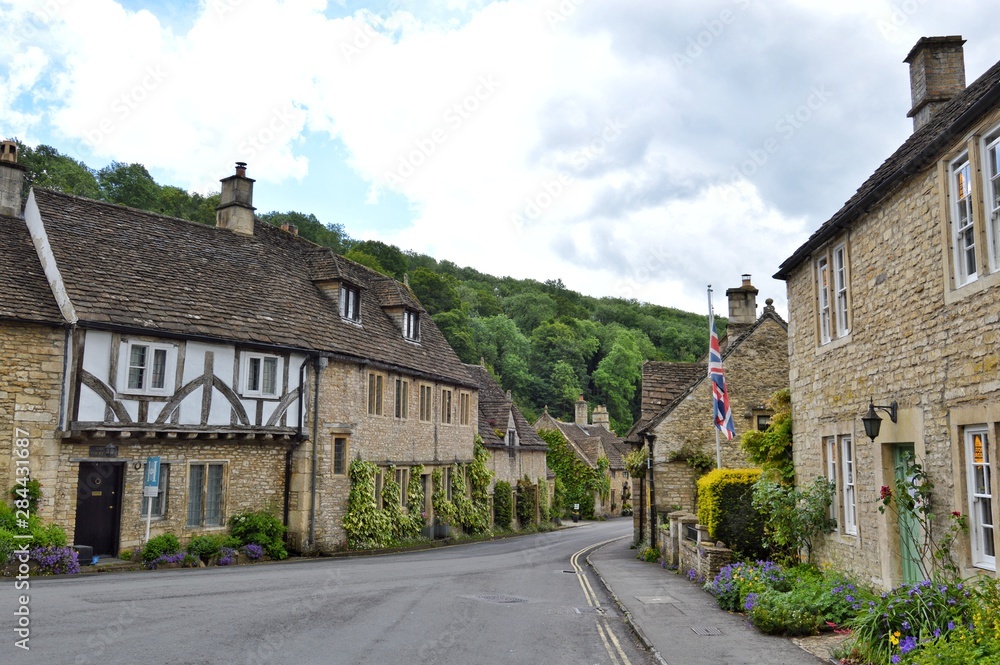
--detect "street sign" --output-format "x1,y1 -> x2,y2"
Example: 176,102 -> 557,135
143,457 -> 160,498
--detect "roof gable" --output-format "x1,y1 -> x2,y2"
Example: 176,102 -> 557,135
465,364 -> 546,448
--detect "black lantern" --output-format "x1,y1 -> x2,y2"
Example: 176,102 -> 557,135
862,397 -> 897,442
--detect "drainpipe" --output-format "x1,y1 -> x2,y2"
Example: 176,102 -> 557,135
283,358 -> 309,529
646,433 -> 657,550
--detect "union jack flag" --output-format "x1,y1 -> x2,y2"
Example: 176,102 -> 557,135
709,319 -> 735,440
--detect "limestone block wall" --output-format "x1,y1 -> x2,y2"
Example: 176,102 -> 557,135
650,317 -> 788,515
486,447 -> 548,488
786,148 -> 1000,587
0,322 -> 65,523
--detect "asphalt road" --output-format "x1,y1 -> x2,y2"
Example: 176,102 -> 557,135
6,519 -> 655,665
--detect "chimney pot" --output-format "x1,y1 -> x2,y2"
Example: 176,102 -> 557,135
235,161 -> 247,177
905,36 -> 966,132
0,139 -> 25,217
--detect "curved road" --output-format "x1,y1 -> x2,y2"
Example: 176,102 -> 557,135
13,519 -> 654,665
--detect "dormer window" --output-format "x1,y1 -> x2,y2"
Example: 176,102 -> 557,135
122,341 -> 175,395
243,353 -> 281,397
506,428 -> 518,446
340,284 -> 360,321
403,309 -> 419,341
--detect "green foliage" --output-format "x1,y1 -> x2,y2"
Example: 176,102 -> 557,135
406,464 -> 425,532
516,476 -> 537,526
10,478 -> 43,514
142,533 -> 181,563
260,211 -> 350,251
461,439 -> 493,534
895,577 -> 1000,663
591,456 -> 611,507
30,522 -> 68,548
551,477 -> 566,521
537,478 -> 550,523
228,508 -> 288,559
739,388 -> 793,483
16,142 -> 102,199
493,481 -> 513,530
432,309 -> 478,364
640,546 -> 659,563
624,445 -> 648,478
344,249 -> 388,275
409,267 -> 461,315
186,533 -> 229,563
705,560 -> 788,613
667,443 -> 715,475
591,326 -> 644,434
747,567 -> 873,636
697,468 -> 765,559
97,161 -> 160,209
431,468 -> 455,527
352,240 -> 408,280
752,476 -> 834,565
541,428 -> 598,519
747,593 -> 822,636
343,460 -> 393,549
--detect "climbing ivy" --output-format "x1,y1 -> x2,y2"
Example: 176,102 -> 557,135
540,428 -> 598,519
516,475 -> 537,526
462,437 -> 493,534
537,478 -> 550,523
739,388 -> 794,483
494,481 -> 513,530
342,460 -> 393,549
431,467 -> 455,526
406,463 -> 425,528
591,456 -> 611,508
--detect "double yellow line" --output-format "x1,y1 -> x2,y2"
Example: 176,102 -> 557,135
570,537 -> 632,665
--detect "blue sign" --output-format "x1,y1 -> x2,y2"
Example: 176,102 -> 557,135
143,457 -> 160,497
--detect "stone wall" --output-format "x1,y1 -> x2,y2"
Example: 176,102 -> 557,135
785,111 -> 1000,588
650,317 -> 788,515
0,321 -> 65,525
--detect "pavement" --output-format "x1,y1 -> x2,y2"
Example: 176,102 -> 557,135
587,537 -> 844,665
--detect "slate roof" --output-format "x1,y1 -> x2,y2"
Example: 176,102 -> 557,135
464,364 -> 546,449
0,213 -> 62,324
535,411 -> 630,470
626,308 -> 787,443
775,52 -> 1000,279
23,188 -> 473,386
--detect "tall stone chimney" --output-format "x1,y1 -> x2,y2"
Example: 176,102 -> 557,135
905,36 -> 966,132
216,161 -> 256,235
725,274 -> 758,342
591,405 -> 610,431
0,140 -> 25,218
574,394 -> 588,426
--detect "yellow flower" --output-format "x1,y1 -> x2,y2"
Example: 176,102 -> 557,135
889,631 -> 900,646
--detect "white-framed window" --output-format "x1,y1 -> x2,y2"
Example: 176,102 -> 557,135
816,256 -> 831,345
403,309 -> 419,341
395,467 -> 409,507
141,463 -> 170,518
506,428 -> 517,446
833,243 -> 850,337
824,436 -> 838,524
441,389 -> 453,424
966,426 -> 995,569
340,284 -> 361,321
123,341 -> 175,395
242,353 -> 281,397
395,379 -> 408,419
333,437 -> 348,476
187,462 -> 225,528
368,373 -> 384,416
841,434 -> 856,536
981,131 -> 1000,273
951,153 -> 978,287
419,384 -> 432,422
460,392 -> 470,426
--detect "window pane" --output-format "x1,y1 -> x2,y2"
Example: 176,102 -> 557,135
334,438 -> 346,475
151,348 -> 167,389
262,357 -> 278,395
206,464 -> 223,526
247,357 -> 261,392
128,345 -> 147,389
187,464 -> 204,527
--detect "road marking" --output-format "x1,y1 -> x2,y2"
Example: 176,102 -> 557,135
569,537 -> 632,665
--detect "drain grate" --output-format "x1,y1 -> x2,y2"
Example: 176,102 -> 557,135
472,594 -> 527,604
691,626 -> 723,636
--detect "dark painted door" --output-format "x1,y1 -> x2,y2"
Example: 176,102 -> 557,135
74,462 -> 123,556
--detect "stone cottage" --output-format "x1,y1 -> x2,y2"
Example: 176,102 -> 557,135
0,150 -> 477,555
533,397 -> 634,516
464,364 -> 550,522
775,36 -> 1000,587
627,276 -> 788,543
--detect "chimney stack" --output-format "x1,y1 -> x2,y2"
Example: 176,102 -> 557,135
592,405 -> 610,431
905,36 -> 966,132
216,161 -> 256,236
725,274 -> 758,344
0,140 -> 25,218
574,394 -> 588,426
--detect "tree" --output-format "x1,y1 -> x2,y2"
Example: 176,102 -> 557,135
97,161 -> 160,209
344,249 -> 387,275
592,328 -> 644,434
17,143 -> 101,199
502,291 -> 558,334
260,211 -> 350,252
352,240 -> 407,280
409,268 -> 461,315
432,309 -> 476,363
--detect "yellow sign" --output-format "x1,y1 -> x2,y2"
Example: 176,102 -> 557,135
974,434 -> 985,464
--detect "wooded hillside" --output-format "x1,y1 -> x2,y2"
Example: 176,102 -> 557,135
14,142 -> 722,434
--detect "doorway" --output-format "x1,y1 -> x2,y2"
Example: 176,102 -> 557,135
893,444 -> 921,584
74,462 -> 124,556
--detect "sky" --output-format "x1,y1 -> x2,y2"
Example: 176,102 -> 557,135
2,0 -> 999,318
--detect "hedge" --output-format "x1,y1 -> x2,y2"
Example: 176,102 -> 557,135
697,468 -> 766,560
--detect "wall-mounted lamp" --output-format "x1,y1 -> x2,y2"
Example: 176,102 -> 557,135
862,397 -> 897,442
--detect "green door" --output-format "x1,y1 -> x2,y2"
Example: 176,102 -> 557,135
894,444 -> 921,584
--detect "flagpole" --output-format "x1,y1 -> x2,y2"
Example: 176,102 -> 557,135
708,285 -> 721,470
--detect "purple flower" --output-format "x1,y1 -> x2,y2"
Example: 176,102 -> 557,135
899,636 -> 918,654
901,621 -> 910,630
744,593 -> 758,611
687,569 -> 698,581
891,656 -> 900,664
242,543 -> 264,561
948,621 -> 955,631
933,629 -> 941,638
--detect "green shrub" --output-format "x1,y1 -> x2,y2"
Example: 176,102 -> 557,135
10,478 -> 43,514
697,468 -> 765,559
228,509 -> 287,560
748,591 -> 822,636
0,528 -> 16,564
516,476 -> 537,526
493,481 -> 513,530
186,533 -> 228,562
142,533 -> 180,563
705,561 -> 788,613
30,522 -> 68,548
537,478 -> 550,523
640,546 -> 659,563
551,477 -> 566,520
